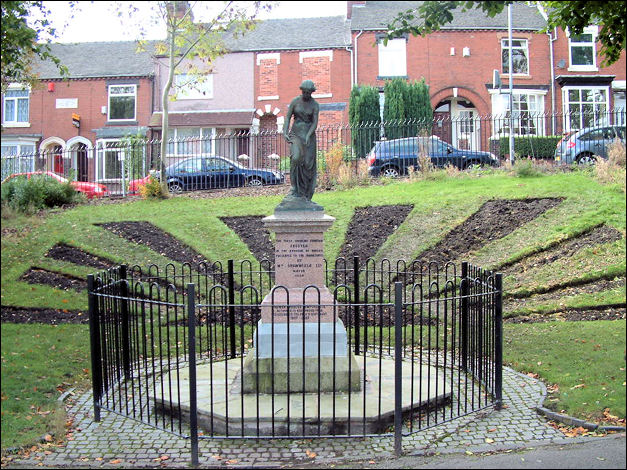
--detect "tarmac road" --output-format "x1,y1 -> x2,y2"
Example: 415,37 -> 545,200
331,433 -> 626,469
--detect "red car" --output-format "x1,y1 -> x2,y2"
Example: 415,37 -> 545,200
2,171 -> 109,199
128,174 -> 151,195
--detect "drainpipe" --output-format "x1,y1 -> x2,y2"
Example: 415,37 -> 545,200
548,28 -> 557,133
354,30 -> 364,85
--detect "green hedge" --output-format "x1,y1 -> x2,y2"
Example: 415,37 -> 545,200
498,136 -> 562,159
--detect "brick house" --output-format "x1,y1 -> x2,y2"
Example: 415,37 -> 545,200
347,1 -> 626,150
1,42 -> 154,186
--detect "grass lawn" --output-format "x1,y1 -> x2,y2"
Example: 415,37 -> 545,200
1,169 -> 625,451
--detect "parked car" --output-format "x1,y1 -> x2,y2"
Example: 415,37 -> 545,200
366,136 -> 499,177
554,125 -> 625,165
1,171 -> 109,199
129,156 -> 285,194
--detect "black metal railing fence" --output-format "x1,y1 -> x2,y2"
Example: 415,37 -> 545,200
3,109 -> 624,192
88,257 -> 502,464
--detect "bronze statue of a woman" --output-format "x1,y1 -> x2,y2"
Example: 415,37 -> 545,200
276,80 -> 323,211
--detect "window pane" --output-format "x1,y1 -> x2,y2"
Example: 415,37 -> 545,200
104,151 -> 118,179
4,100 -> 15,120
571,46 -> 593,66
17,98 -> 29,122
6,90 -> 28,98
1,145 -> 18,157
571,33 -> 592,43
512,50 -> 528,74
109,96 -> 135,120
581,89 -> 593,102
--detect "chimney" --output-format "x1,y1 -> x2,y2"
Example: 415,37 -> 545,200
346,1 -> 366,20
167,1 -> 193,21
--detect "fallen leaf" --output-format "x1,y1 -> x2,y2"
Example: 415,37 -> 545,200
485,438 -> 495,444
305,450 -> 317,458
43,434 -> 53,442
109,459 -> 122,464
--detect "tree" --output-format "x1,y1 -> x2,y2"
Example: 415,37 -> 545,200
133,1 -> 272,191
383,1 -> 625,66
1,1 -> 73,93
383,78 -> 406,139
405,78 -> 433,136
348,85 -> 381,158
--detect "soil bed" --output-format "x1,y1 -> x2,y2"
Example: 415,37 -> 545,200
411,198 -> 563,269
19,267 -> 87,292
45,243 -> 114,269
98,221 -> 216,269
220,216 -> 274,264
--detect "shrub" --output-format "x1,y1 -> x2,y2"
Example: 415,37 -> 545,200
514,158 -> 542,178
498,136 -> 562,159
139,175 -> 169,199
595,139 -> 626,192
1,175 -> 81,214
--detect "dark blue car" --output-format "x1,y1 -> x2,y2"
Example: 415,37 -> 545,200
367,136 -> 499,177
158,156 -> 285,193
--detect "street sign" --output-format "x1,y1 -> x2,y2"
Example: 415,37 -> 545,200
72,113 -> 80,128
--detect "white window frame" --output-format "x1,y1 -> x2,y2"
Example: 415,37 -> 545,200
562,85 -> 609,132
2,85 -> 30,127
378,38 -> 407,77
1,139 -> 38,179
501,38 -> 529,76
567,26 -> 598,72
489,89 -> 547,137
96,139 -> 126,182
107,84 -> 137,121
173,73 -> 214,100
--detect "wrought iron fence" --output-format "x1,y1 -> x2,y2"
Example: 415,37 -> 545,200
87,258 -> 502,464
4,110 -> 622,194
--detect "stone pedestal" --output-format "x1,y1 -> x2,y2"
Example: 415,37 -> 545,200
242,210 -> 361,393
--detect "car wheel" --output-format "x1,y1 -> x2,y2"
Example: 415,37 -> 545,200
246,176 -> 264,187
576,153 -> 597,166
168,181 -> 183,193
382,166 -> 400,178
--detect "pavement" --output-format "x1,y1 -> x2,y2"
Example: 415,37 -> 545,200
2,366 -> 625,469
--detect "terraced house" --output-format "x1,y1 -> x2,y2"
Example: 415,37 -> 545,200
2,1 -> 625,187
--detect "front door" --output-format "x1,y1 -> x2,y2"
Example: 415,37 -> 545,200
451,99 -> 479,151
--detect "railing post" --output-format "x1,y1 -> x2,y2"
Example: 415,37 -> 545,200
227,259 -> 236,359
394,282 -> 403,457
353,256 -> 360,356
87,275 -> 102,422
494,273 -> 503,410
119,265 -> 131,380
183,283 -> 199,465
187,283 -> 199,467
460,261 -> 469,372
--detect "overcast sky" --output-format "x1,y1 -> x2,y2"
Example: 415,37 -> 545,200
40,1 -> 348,43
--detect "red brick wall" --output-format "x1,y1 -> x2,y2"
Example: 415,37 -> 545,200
254,49 -> 352,127
301,56 -> 331,94
259,58 -> 279,97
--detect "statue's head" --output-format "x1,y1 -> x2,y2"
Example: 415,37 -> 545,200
299,80 -> 316,93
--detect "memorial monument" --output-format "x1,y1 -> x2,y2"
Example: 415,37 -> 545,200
243,81 -> 360,393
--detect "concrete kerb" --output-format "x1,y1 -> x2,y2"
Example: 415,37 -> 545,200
506,366 -> 626,434
3,366 -> 622,469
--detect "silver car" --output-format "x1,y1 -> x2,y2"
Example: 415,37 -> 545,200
554,125 -> 625,165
